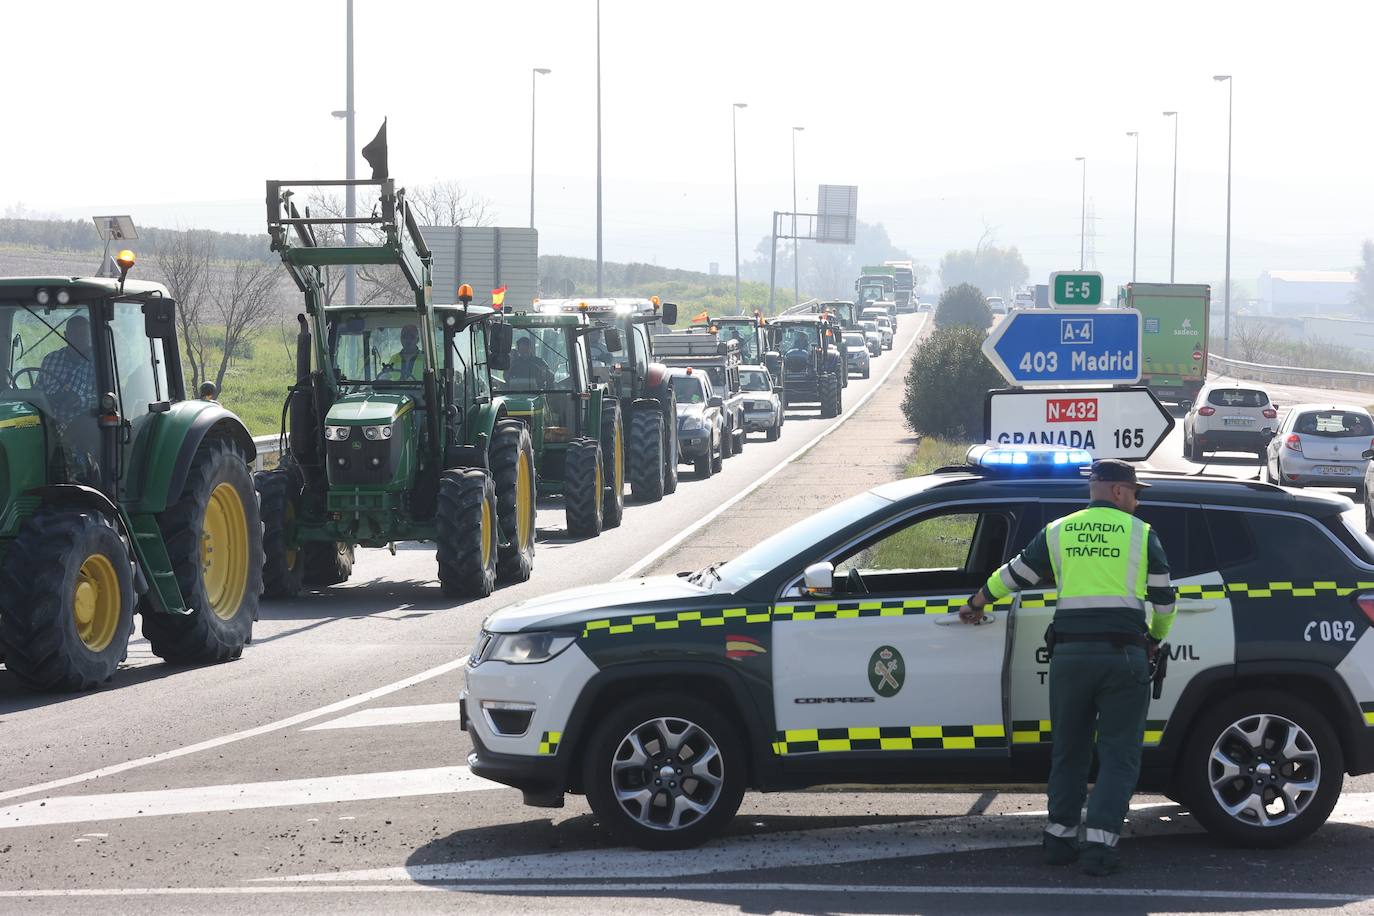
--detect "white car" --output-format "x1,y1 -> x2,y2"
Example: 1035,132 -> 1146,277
857,321 -> 883,356
874,316 -> 894,350
1182,385 -> 1277,462
987,296 -> 1007,315
1265,404 -> 1374,492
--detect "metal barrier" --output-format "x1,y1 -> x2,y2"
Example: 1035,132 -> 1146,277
1208,353 -> 1374,395
251,434 -> 282,471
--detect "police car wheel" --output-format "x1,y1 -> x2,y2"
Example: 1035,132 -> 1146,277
1181,690 -> 1343,848
583,693 -> 745,850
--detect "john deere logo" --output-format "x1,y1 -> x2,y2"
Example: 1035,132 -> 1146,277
869,645 -> 904,697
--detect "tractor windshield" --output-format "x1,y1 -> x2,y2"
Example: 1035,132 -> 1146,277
718,325 -> 757,362
778,325 -> 818,352
328,313 -> 428,385
494,327 -> 575,393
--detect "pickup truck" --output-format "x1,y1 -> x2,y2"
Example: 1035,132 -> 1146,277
654,332 -> 747,458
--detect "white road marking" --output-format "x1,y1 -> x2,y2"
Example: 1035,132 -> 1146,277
0,882 -> 1365,903
0,656 -> 468,804
0,766 -> 501,829
302,703 -> 464,731
615,313 -> 930,580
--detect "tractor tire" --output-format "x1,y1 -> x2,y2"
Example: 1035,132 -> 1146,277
600,402 -> 626,529
710,432 -> 724,473
720,420 -> 733,460
565,438 -> 605,537
629,407 -> 666,503
254,468 -> 304,599
491,419 -> 537,583
143,438 -> 261,665
0,509 -> 135,692
304,542 -> 355,587
819,374 -> 841,419
436,468 -> 498,599
766,420 -> 780,442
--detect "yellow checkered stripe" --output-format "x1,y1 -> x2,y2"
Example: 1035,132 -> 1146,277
1360,703 -> 1374,728
581,606 -> 769,637
537,731 -> 562,755
1011,719 -> 1168,746
771,724 -> 1007,755
773,594 -> 1028,622
1225,581 -> 1374,599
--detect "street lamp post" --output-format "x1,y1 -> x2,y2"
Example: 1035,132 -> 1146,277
1075,157 -> 1086,269
1214,75 -> 1233,356
344,0 -> 356,305
1163,111 -> 1179,282
792,126 -> 804,305
732,102 -> 747,310
1126,131 -> 1139,282
529,68 -> 551,229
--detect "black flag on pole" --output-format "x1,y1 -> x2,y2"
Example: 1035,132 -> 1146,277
361,119 -> 388,180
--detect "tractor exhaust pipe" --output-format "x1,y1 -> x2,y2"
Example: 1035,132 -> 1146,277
289,314 -> 320,466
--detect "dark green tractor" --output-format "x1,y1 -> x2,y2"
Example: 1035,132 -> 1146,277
0,257 -> 261,692
768,314 -> 845,418
257,178 -> 537,600
497,311 -> 623,538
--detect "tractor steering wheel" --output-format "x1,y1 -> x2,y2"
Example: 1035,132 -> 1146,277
8,366 -> 42,390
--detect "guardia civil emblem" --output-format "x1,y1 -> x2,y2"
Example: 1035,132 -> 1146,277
869,645 -> 904,697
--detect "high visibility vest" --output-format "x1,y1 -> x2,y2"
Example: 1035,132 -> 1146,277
1046,506 -> 1149,616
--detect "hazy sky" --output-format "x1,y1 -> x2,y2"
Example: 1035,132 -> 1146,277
8,0 -> 1373,293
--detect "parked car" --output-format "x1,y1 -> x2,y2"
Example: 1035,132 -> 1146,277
841,332 -> 871,379
1265,404 -> 1374,493
1183,385 -> 1278,462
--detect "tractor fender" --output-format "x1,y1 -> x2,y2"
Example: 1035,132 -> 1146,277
136,401 -> 256,514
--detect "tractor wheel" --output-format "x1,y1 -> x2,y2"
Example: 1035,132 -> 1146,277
0,509 -> 135,692
144,438 -> 261,665
491,419 -> 537,583
565,438 -> 605,538
662,393 -> 680,496
304,542 -> 355,587
720,421 -> 734,459
254,468 -> 304,599
600,402 -> 626,529
629,407 -> 666,503
436,468 -> 498,598
819,374 -> 841,419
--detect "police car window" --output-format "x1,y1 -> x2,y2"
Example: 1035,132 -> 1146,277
1205,510 -> 1259,570
1250,513 -> 1351,571
832,508 -> 1017,595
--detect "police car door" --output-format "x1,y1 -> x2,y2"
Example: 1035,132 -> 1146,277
773,503 -> 1033,760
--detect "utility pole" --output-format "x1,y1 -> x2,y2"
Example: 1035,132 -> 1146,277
792,126 -> 804,304
344,0 -> 356,305
595,0 -> 604,295
1126,131 -> 1139,282
1075,157 -> 1086,269
732,102 -> 747,310
529,68 -> 551,229
1215,75 -> 1233,356
1163,111 -> 1179,282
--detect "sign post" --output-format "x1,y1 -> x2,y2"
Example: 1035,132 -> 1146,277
984,387 -> 1174,461
982,308 -> 1142,386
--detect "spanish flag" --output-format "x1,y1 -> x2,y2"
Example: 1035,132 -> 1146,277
491,286 -> 508,308
690,310 -> 710,324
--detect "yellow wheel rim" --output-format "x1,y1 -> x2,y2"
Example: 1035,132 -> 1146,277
481,493 -> 494,569
73,553 -> 120,652
516,451 -> 534,549
594,462 -> 603,520
284,500 -> 299,572
202,482 -> 250,620
613,423 -> 625,494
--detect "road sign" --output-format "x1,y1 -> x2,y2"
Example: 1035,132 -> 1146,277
982,308 -> 1142,386
983,386 -> 1175,461
1049,271 -> 1103,308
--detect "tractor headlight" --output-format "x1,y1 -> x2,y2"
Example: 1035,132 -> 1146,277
363,424 -> 393,441
484,632 -> 575,665
324,425 -> 350,441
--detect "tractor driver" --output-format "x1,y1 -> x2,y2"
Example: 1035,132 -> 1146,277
506,336 -> 555,390
381,324 -> 423,381
38,315 -> 97,424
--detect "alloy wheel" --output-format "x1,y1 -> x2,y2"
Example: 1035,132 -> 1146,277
610,716 -> 725,831
1209,713 -> 1320,828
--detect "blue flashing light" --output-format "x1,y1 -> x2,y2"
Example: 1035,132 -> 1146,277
965,444 -> 1094,476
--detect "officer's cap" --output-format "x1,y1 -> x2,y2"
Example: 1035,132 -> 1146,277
1088,458 -> 1150,489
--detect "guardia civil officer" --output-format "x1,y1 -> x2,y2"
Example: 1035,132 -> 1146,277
956,459 -> 1176,876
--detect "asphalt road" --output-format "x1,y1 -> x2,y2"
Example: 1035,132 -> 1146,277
8,329 -> 1374,914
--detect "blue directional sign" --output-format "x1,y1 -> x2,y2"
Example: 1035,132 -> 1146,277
981,308 -> 1142,386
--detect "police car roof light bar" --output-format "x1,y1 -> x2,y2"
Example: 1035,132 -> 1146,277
966,444 -> 1093,475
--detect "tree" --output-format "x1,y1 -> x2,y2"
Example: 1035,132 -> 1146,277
408,179 -> 495,228
1231,317 -> 1283,364
1355,240 -> 1374,315
152,229 -> 216,391
935,283 -> 992,329
210,260 -> 279,393
938,242 -> 1029,298
902,325 -> 1005,439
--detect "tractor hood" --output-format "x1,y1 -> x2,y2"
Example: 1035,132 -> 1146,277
0,400 -> 43,431
0,401 -> 47,527
482,575 -> 713,634
327,392 -> 414,425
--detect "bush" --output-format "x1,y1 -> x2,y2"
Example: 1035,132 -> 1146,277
935,283 -> 991,329
901,325 -> 1005,438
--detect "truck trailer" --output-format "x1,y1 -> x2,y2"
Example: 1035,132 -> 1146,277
1125,282 -> 1211,408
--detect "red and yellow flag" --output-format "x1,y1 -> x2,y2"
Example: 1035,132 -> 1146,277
690,310 -> 710,324
491,286 -> 508,307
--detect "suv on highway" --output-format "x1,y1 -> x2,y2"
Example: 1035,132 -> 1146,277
667,368 -> 724,477
842,331 -> 871,378
739,365 -> 783,441
1266,404 -> 1374,494
462,445 -> 1374,850
1183,384 -> 1278,462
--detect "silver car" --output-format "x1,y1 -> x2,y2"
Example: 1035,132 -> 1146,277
1265,404 -> 1373,491
842,332 -> 871,378
738,365 -> 784,441
858,321 -> 883,356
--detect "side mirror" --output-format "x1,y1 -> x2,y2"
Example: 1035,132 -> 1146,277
660,302 -> 678,325
142,299 -> 176,338
802,562 -> 834,596
1271,403 -> 1279,410
773,385 -> 784,395
488,322 -> 513,371
603,328 -> 622,352
708,395 -> 724,409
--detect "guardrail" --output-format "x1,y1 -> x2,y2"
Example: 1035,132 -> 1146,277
1208,353 -> 1374,395
251,434 -> 282,471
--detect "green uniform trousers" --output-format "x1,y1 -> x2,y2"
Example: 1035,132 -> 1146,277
1046,643 -> 1152,846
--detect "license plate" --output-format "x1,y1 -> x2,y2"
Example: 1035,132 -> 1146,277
1318,465 -> 1357,476
1223,417 -> 1253,426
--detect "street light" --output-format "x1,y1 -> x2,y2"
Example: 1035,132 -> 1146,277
732,102 -> 748,310
341,0 -> 356,304
1126,131 -> 1139,282
529,68 -> 552,229
792,126 -> 804,305
1214,75 -> 1233,356
1163,111 -> 1179,282
1074,157 -> 1086,269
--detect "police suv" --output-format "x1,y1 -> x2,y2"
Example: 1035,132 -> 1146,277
461,445 -> 1374,849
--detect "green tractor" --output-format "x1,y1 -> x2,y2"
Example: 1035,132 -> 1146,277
535,298 -> 680,502
257,178 -> 536,599
0,256 -> 261,691
497,310 -> 623,538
